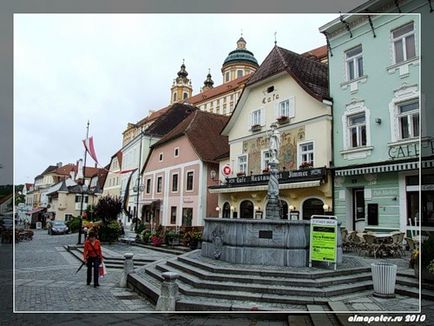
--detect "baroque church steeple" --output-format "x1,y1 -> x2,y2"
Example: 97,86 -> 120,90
170,60 -> 193,104
201,69 -> 214,92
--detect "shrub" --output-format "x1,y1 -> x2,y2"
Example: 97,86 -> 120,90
165,230 -> 179,244
66,217 -> 81,233
150,234 -> 163,247
141,230 -> 152,243
94,196 -> 122,225
136,223 -> 146,235
99,220 -> 121,243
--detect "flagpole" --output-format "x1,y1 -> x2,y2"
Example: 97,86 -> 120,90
78,120 -> 90,245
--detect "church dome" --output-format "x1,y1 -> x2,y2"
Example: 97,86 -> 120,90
222,37 -> 259,67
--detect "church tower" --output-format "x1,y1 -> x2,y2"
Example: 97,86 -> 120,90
201,69 -> 214,92
170,60 -> 193,104
221,35 -> 259,83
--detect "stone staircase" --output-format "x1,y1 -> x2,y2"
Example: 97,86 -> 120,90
128,250 -> 429,312
65,245 -> 155,269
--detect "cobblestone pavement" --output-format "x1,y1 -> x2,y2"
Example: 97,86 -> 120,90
15,230 -> 156,312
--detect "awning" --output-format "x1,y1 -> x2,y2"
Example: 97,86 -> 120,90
26,207 -> 46,215
208,180 -> 321,194
335,161 -> 421,176
142,199 -> 161,206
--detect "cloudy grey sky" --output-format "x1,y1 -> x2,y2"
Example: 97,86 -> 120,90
14,13 -> 337,185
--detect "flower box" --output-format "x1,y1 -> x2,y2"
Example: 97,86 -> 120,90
250,124 -> 262,132
262,169 -> 270,174
236,172 -> 246,177
276,116 -> 289,124
299,161 -> 313,169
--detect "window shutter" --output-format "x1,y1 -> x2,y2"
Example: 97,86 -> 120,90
274,103 -> 279,119
288,96 -> 295,118
260,108 -> 265,126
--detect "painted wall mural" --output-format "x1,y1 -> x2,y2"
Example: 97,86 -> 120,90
242,127 -> 305,173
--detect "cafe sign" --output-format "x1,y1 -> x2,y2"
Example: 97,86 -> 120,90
309,216 -> 338,270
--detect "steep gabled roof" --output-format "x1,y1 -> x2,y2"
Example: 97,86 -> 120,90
246,45 -> 329,101
54,164 -> 76,176
152,110 -> 230,164
144,103 -> 197,137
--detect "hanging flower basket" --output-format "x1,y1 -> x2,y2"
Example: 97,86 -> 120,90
250,124 -> 262,132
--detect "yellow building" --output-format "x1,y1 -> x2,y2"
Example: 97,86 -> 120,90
210,44 -> 333,220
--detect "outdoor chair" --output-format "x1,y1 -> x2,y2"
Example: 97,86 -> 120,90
383,232 -> 403,257
363,233 -> 381,258
341,229 -> 350,252
346,231 -> 358,253
352,232 -> 367,255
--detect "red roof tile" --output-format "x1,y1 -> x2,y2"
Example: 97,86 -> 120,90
302,45 -> 328,61
187,74 -> 251,105
153,111 -> 230,164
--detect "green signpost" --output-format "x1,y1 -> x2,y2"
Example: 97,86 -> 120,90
309,215 -> 338,270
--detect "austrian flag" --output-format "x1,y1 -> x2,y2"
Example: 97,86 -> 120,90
83,136 -> 99,164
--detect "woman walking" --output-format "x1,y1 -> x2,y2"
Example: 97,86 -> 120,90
83,230 -> 103,287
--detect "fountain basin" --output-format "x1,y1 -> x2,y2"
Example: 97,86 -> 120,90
201,218 -> 342,267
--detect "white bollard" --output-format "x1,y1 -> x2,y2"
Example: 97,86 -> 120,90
119,253 -> 134,288
156,272 -> 179,311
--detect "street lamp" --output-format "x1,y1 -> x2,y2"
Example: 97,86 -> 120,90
77,183 -> 88,244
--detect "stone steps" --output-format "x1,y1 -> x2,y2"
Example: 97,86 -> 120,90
65,245 -> 153,269
166,258 -> 373,288
177,255 -> 370,279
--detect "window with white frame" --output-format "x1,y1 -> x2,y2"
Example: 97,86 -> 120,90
237,155 -> 248,174
261,150 -> 272,171
299,142 -> 314,166
159,153 -> 163,161
392,22 -> 416,64
172,173 -> 179,192
251,109 -> 262,127
398,101 -> 419,139
174,147 -> 179,157
278,97 -> 295,118
348,113 -> 367,148
345,45 -> 363,81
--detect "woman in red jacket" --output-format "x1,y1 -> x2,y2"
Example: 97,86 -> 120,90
83,230 -> 103,287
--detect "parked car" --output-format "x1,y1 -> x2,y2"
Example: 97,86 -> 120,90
47,220 -> 69,235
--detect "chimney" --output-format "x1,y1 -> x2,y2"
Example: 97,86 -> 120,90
95,163 -> 97,168
57,162 -> 63,168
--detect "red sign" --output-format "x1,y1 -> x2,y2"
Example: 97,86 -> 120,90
222,165 -> 232,176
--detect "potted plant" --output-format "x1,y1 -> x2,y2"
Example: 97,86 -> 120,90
165,230 -> 180,247
189,231 -> 202,249
410,249 -> 419,277
262,167 -> 270,174
420,234 -> 434,281
276,116 -> 289,124
150,234 -> 163,247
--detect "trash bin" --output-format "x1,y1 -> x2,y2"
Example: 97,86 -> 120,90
36,222 -> 42,230
371,262 -> 397,298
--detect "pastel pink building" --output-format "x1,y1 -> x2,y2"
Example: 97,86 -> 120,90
141,111 -> 229,227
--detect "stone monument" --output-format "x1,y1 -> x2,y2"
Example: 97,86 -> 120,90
265,123 -> 281,220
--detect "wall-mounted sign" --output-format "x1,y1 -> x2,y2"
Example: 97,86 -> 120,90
222,165 -> 232,177
262,93 -> 280,104
388,142 -> 419,159
223,167 -> 326,187
309,216 -> 338,270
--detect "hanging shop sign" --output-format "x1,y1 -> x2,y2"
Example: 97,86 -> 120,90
222,164 -> 232,177
309,215 -> 338,270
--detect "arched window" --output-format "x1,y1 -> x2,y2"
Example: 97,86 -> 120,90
183,92 -> 188,99
173,93 -> 177,101
302,198 -> 324,220
240,200 -> 254,219
222,202 -> 231,219
280,200 -> 288,219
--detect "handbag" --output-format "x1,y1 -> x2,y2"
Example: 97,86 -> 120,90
99,262 -> 107,277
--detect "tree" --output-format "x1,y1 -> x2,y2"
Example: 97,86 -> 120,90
94,196 -> 122,225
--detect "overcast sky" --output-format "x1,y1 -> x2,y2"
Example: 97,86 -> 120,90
14,13 -> 338,185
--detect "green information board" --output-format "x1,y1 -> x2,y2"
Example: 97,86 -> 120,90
309,216 -> 338,269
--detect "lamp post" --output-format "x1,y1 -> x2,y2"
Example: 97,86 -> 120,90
134,126 -> 145,233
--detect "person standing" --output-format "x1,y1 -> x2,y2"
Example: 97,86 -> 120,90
83,230 -> 103,287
